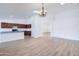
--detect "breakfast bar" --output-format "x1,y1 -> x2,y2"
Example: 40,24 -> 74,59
0,21 -> 31,43
0,31 -> 24,43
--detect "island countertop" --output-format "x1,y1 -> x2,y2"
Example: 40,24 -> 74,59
0,30 -> 24,43
0,31 -> 25,33
0,28 -> 31,33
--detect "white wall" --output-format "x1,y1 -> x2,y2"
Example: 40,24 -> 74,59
29,15 -> 42,38
29,4 -> 79,40
51,8 -> 79,40
0,18 -> 28,24
29,13 -> 52,38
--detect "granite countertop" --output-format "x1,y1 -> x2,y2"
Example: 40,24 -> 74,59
0,31 -> 25,33
0,28 -> 31,33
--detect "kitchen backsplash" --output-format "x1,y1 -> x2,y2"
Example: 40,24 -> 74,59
0,28 -> 31,32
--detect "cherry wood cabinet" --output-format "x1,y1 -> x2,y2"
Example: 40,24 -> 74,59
24,31 -> 31,36
1,22 -> 31,36
1,22 -> 31,28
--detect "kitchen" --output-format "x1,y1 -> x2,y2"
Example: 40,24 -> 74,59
0,19 -> 31,43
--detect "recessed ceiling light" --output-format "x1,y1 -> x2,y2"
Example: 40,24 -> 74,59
60,3 -> 65,5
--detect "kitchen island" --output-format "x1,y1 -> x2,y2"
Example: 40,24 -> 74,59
0,31 -> 24,43
0,22 -> 31,43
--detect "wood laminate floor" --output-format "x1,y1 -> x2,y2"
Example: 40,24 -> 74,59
0,33 -> 79,56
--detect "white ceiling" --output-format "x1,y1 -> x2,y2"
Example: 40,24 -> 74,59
0,3 -> 79,19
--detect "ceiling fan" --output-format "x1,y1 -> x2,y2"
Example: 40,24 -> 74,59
33,3 -> 47,17
33,3 -> 65,17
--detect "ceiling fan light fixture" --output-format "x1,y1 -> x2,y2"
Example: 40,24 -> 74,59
40,9 -> 47,17
33,3 -> 47,17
